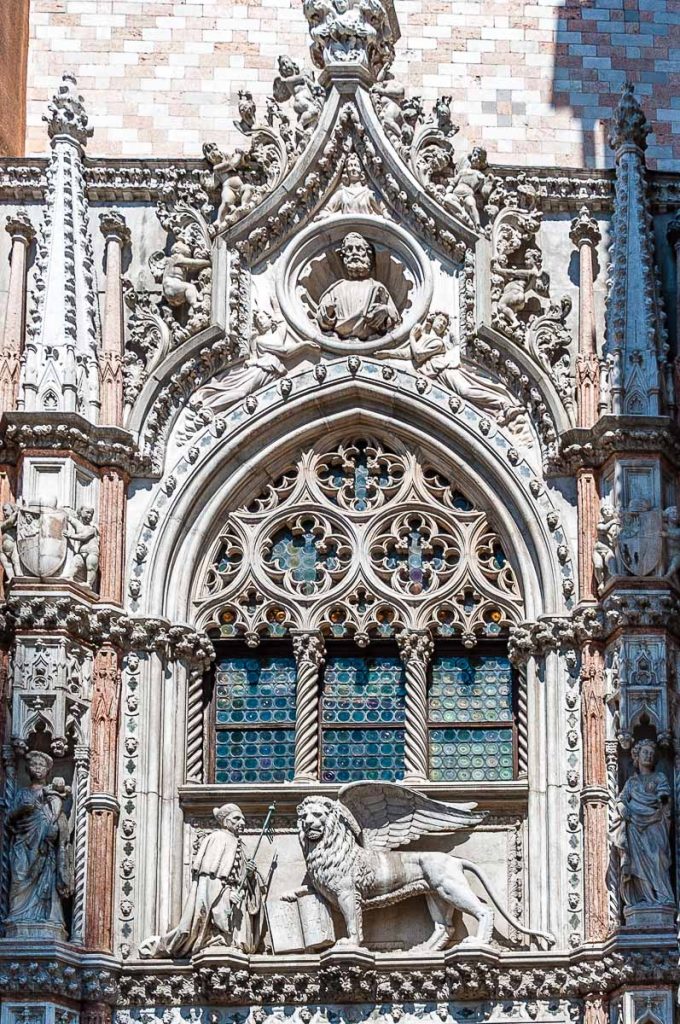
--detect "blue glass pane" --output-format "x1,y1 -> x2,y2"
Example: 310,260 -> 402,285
322,655 -> 405,724
322,728 -> 404,783
215,655 -> 296,725
215,727 -> 295,783
266,521 -> 346,595
429,727 -> 513,782
429,654 -> 513,723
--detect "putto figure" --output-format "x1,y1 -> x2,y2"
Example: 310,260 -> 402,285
139,803 -> 265,957
611,739 -> 673,913
285,782 -> 554,951
316,231 -> 400,340
5,751 -> 73,937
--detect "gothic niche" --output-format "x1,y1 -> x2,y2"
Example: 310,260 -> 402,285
278,216 -> 432,354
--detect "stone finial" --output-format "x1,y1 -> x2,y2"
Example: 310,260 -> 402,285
5,210 -> 36,245
569,206 -> 601,249
666,212 -> 680,253
43,72 -> 93,147
99,210 -> 131,246
608,81 -> 650,153
304,0 -> 400,83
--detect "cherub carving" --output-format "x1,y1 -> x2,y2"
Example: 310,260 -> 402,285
493,248 -> 549,333
203,142 -> 263,228
592,500 -> 620,594
148,235 -> 211,311
663,505 -> 680,585
284,782 -> 554,951
370,68 -> 405,142
272,56 -> 323,142
64,505 -> 99,589
0,502 -> 21,579
442,146 -> 490,231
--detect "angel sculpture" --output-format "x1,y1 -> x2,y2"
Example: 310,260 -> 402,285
285,782 -> 554,952
272,56 -> 323,142
493,248 -> 549,333
149,236 -> 211,312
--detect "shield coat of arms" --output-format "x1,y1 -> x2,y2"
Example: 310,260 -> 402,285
618,503 -> 662,577
16,505 -> 68,578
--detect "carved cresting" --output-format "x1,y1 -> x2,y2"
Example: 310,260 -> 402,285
84,643 -> 120,951
397,630 -> 433,783
580,642 -> 609,942
292,631 -> 325,782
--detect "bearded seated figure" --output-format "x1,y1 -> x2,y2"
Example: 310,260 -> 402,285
316,231 -> 400,341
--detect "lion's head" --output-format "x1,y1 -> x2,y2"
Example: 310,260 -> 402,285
296,796 -> 367,893
297,796 -> 360,845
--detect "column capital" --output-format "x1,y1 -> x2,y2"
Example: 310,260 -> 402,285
396,629 -> 434,663
5,210 -> 35,246
99,210 -> 131,246
570,205 -> 601,249
292,629 -> 325,667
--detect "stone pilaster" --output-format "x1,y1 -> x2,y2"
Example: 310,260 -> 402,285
579,643 -> 609,942
570,206 -> 601,429
292,631 -> 325,782
84,643 -> 120,952
397,630 -> 433,783
577,467 -> 599,602
1,211 -> 34,414
98,211 -> 130,427
98,467 -> 127,604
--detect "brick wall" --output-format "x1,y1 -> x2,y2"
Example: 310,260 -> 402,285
24,0 -> 680,170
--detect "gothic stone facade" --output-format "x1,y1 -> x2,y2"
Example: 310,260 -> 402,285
0,8 -> 679,1024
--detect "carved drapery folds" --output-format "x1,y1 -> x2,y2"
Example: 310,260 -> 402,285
198,434 -> 523,644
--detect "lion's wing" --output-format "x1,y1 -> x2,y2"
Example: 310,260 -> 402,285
338,781 -> 485,851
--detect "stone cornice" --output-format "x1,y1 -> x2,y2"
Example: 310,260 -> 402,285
548,415 -> 680,474
0,588 -> 214,666
0,411 -> 153,477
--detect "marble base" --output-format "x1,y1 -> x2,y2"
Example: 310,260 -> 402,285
622,903 -> 675,930
4,920 -> 67,942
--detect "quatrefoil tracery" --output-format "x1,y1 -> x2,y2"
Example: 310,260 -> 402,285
198,435 -> 524,645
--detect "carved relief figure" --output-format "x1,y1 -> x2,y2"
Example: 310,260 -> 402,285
149,237 -> 211,312
662,506 -> 680,585
0,502 -> 21,579
272,57 -> 322,142
383,312 -> 522,427
611,740 -> 673,911
442,146 -> 490,231
316,232 -> 400,340
592,501 -> 620,594
5,751 -> 74,934
285,783 -> 554,951
493,248 -> 548,333
320,153 -> 383,217
64,506 -> 99,589
370,69 -> 405,142
194,309 -> 319,418
140,803 -> 265,957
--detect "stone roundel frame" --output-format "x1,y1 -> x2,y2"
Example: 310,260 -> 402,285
275,213 -> 434,355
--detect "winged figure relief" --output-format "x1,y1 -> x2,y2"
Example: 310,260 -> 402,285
285,782 -> 554,952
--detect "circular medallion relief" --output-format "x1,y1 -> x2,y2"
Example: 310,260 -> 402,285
276,215 -> 433,354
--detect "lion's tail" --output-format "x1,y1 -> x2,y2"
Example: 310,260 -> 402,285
457,859 -> 555,950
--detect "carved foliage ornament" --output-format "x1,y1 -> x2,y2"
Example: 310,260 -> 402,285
199,434 -> 522,645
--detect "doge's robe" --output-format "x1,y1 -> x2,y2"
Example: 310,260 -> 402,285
317,278 -> 399,340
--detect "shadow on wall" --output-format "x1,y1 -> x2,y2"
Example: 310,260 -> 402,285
551,0 -> 677,169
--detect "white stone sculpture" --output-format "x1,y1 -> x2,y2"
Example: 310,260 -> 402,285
272,56 -> 323,144
493,248 -> 549,333
190,309 -> 319,423
316,231 -> 400,340
285,782 -> 555,951
64,506 -> 99,589
5,751 -> 74,939
149,239 -> 211,312
304,0 -> 396,77
610,739 -> 674,919
442,146 -> 490,231
662,506 -> 680,585
0,502 -> 21,579
320,153 -> 384,217
139,803 -> 265,958
370,68 -> 405,142
382,311 -> 523,428
592,501 -> 620,594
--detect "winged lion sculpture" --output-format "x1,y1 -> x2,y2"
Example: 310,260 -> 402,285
284,782 -> 554,952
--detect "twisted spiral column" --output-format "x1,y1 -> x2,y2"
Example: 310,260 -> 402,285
292,631 -> 325,782
605,739 -> 620,925
397,631 -> 433,784
70,744 -> 90,943
0,745 -> 16,918
516,664 -> 528,778
185,665 -> 205,783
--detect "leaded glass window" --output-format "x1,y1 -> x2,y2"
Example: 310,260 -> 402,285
212,647 -> 296,783
427,648 -> 516,782
320,643 -> 405,783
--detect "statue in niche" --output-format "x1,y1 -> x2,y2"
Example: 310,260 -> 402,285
442,146 -> 490,231
272,56 -> 323,143
316,232 -> 400,340
611,739 -> 673,911
320,152 -> 384,218
0,503 -> 21,579
140,803 -> 265,957
381,311 -> 526,429
284,782 -> 554,951
191,309 -> 319,422
64,506 -> 99,589
5,750 -> 74,935
592,501 -> 620,594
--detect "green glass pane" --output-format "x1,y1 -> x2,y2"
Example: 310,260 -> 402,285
429,727 -> 513,782
215,727 -> 295,783
215,654 -> 296,725
321,727 -> 404,783
322,655 -> 405,724
429,654 -> 513,723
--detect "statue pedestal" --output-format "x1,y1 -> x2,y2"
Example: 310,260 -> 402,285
5,920 -> 67,941
623,903 -> 675,930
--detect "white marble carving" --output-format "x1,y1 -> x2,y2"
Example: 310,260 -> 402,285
304,0 -> 398,79
319,153 -> 384,218
592,501 -> 620,594
0,501 -> 100,589
315,231 -> 400,340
